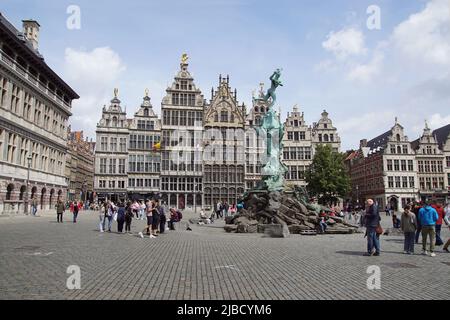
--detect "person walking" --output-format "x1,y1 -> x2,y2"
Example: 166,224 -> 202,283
98,203 -> 105,232
125,202 -> 133,234
73,201 -> 79,223
31,196 -> 38,216
418,201 -> 439,257
139,201 -> 146,220
363,199 -> 381,256
443,203 -> 450,252
223,201 -> 229,219
116,202 -> 125,233
216,201 -> 222,219
152,200 -> 161,236
158,201 -> 166,234
56,199 -> 65,223
431,201 -> 445,246
400,205 -> 417,254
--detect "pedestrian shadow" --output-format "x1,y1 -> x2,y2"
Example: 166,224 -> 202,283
335,250 -> 364,256
384,238 -> 404,243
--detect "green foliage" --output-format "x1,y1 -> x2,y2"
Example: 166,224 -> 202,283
305,144 -> 350,205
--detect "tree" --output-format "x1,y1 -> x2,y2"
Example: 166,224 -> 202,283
305,144 -> 350,205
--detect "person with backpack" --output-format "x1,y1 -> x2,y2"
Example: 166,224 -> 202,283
177,209 -> 183,222
116,202 -> 126,233
431,201 -> 445,246
168,208 -> 178,230
125,202 -> 133,234
73,201 -> 79,223
418,201 -> 439,257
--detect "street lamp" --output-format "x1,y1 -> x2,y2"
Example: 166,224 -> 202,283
356,185 -> 359,204
24,155 -> 32,214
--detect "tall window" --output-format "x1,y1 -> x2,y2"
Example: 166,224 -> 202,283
387,160 -> 393,171
109,159 -> 116,174
220,110 -> 228,122
118,159 -> 125,174
110,138 -> 117,151
99,158 -> 107,173
119,138 -> 127,152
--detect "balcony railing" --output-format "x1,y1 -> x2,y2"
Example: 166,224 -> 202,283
0,49 -> 71,110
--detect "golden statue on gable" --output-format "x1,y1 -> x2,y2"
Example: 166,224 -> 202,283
181,53 -> 189,64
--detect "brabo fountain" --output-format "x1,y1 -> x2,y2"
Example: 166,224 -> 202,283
225,69 -> 359,237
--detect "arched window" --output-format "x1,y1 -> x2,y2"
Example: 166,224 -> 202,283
214,112 -> 218,122
19,185 -> 26,200
324,134 -> 329,142
255,107 -> 259,113
41,188 -> 46,209
396,134 -> 401,142
49,189 -> 55,207
144,108 -> 149,117
6,184 -> 14,200
112,116 -> 118,127
397,146 -> 402,154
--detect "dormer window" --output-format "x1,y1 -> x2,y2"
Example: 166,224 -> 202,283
144,108 -> 149,117
112,116 -> 118,127
324,124 -> 328,129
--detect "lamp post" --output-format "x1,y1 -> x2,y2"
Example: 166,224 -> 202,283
356,184 -> 359,205
24,155 -> 32,214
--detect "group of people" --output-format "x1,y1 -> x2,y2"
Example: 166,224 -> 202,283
213,200 -> 243,219
361,199 -> 450,257
98,199 -> 183,239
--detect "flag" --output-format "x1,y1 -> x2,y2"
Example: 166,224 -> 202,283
152,142 -> 161,151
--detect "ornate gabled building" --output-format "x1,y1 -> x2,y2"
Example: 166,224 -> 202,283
203,75 -> 246,208
160,56 -> 205,210
347,119 -> 418,210
66,127 -> 95,202
127,91 -> 161,200
311,110 -> 341,152
282,105 -> 313,187
0,15 -> 79,214
244,83 -> 269,190
432,124 -> 450,196
411,122 -> 447,202
94,90 -> 128,203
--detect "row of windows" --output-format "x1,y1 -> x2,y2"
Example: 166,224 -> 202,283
204,187 -> 245,206
98,158 -> 126,174
128,178 -> 160,188
418,160 -> 444,173
161,177 -> 203,192
128,155 -> 161,173
0,129 -> 64,175
98,180 -> 126,189
419,177 -> 445,191
162,110 -> 203,126
136,120 -> 155,130
317,133 -> 334,142
283,147 -> 312,160
99,136 -> 127,152
129,134 -> 160,150
171,93 -> 196,106
203,165 -> 245,183
390,144 -> 409,154
0,76 -> 67,137
387,176 -> 416,189
386,159 -> 415,171
285,165 -> 308,180
287,131 -> 306,141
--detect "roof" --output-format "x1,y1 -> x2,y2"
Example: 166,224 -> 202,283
366,129 -> 391,149
0,12 -> 79,99
432,124 -> 450,149
410,138 -> 420,150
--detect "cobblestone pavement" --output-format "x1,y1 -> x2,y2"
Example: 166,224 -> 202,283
0,210 -> 449,300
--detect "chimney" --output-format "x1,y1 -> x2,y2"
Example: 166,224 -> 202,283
360,139 -> 368,148
22,19 -> 40,50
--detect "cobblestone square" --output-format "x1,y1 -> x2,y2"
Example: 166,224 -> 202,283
0,211 -> 448,300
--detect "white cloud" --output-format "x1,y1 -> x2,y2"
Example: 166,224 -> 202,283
322,27 -> 367,59
392,0 -> 450,66
428,113 -> 450,129
347,51 -> 384,83
64,47 -> 126,137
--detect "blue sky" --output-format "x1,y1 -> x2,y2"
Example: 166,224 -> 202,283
2,0 -> 449,150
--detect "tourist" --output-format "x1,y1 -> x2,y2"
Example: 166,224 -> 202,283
152,200 -> 161,235
98,203 -> 105,232
363,199 -> 381,256
400,205 -> 416,254
73,201 -> 79,223
139,200 -> 146,220
216,201 -> 222,219
158,201 -> 166,234
319,216 -> 327,233
31,196 -> 38,216
56,199 -> 65,223
431,201 -> 445,246
168,208 -> 178,230
223,201 -> 229,218
418,201 -> 439,257
443,203 -> 450,252
230,204 -> 237,216
385,205 -> 391,216
413,202 -> 423,244
125,202 -> 133,234
105,201 -> 114,232
392,214 -> 401,228
139,200 -> 156,238
116,202 -> 126,233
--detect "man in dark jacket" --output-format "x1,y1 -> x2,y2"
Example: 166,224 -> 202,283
364,199 -> 381,256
